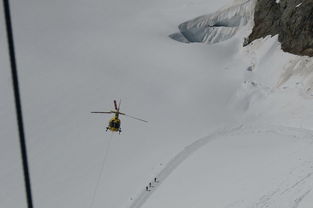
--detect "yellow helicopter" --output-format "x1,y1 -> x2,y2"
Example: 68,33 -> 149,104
91,100 -> 147,133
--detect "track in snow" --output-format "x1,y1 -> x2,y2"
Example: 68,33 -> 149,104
126,124 -> 313,208
127,125 -> 243,208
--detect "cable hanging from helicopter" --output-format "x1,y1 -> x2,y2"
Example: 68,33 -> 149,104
91,100 -> 147,134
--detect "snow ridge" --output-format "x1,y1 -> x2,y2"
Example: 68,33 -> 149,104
170,0 -> 256,44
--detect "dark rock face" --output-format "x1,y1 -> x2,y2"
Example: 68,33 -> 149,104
247,0 -> 313,57
248,0 -> 281,41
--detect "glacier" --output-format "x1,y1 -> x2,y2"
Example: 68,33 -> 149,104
170,0 -> 256,44
2,0 -> 313,207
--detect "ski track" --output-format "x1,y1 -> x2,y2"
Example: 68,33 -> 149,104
126,124 -> 313,208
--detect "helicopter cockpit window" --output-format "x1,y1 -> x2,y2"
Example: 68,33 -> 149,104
110,121 -> 120,129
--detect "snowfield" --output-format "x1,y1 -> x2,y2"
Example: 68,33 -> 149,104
1,0 -> 313,207
142,125 -> 313,208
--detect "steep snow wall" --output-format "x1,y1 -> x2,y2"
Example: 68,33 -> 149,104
170,0 -> 256,44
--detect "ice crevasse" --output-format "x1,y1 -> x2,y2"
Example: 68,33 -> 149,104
170,0 -> 256,44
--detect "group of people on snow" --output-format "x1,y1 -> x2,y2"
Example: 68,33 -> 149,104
145,177 -> 158,191
130,177 -> 160,201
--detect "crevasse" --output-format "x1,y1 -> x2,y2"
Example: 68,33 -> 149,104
170,0 -> 256,44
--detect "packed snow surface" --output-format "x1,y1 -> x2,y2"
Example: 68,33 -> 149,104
2,0 -> 313,208
142,125 -> 313,208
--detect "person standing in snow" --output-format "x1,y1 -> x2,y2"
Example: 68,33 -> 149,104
146,186 -> 149,191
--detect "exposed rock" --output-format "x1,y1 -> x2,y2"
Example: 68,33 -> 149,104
246,0 -> 280,42
246,0 -> 313,57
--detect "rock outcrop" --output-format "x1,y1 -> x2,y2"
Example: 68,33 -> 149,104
247,0 -> 313,57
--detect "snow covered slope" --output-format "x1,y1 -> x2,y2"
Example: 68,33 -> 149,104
142,125 -> 313,208
2,0 -> 313,207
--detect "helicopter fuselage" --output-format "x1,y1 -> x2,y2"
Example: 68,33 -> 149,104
106,113 -> 121,133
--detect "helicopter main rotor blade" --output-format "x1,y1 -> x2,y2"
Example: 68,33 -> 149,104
120,113 -> 148,122
114,100 -> 118,110
118,99 -> 121,111
91,112 -> 112,114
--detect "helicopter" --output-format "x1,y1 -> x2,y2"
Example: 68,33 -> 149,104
91,100 -> 147,133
